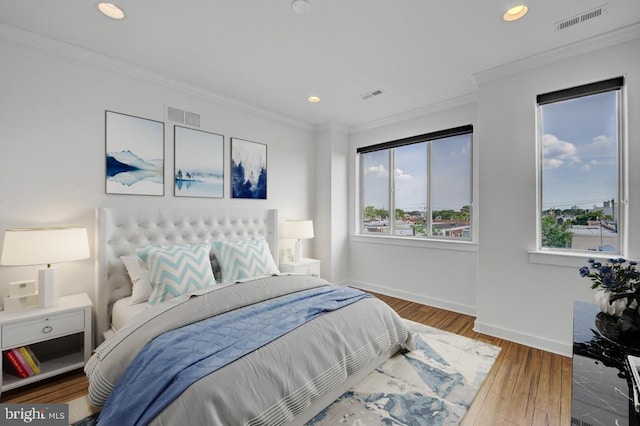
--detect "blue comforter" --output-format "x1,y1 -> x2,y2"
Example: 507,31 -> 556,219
98,285 -> 372,425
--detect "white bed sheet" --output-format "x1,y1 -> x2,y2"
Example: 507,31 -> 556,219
111,297 -> 147,333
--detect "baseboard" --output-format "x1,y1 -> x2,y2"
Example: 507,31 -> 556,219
347,280 -> 572,357
474,320 -> 572,357
347,280 -> 477,317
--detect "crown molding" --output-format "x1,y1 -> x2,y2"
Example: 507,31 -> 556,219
314,122 -> 349,135
0,23 -> 313,132
473,22 -> 640,86
349,93 -> 477,135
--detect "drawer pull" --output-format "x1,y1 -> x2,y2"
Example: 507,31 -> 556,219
42,325 -> 53,334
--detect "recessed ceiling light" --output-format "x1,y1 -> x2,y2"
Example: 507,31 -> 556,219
307,96 -> 321,103
98,3 -> 125,20
503,4 -> 528,22
292,0 -> 311,15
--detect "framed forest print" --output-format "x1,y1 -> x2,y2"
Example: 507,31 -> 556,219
231,137 -> 267,199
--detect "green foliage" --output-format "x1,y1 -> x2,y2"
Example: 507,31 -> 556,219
432,205 -> 471,221
411,222 -> 428,237
573,211 -> 604,226
363,206 -> 389,220
541,214 -> 573,248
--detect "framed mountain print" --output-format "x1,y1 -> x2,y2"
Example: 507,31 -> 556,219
105,111 -> 164,196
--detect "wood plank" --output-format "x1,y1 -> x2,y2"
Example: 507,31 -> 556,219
0,292 -> 573,426
560,356 -> 574,426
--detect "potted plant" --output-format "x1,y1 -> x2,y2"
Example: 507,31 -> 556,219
579,258 -> 640,317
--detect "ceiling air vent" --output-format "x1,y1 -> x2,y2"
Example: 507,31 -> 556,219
360,88 -> 385,101
555,4 -> 608,32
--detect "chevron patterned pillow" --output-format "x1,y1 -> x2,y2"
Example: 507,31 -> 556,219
137,243 -> 217,305
213,237 -> 279,283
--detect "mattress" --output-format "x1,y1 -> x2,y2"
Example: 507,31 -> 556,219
111,297 -> 147,333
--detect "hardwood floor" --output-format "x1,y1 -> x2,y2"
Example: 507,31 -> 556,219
0,293 -> 572,425
375,293 -> 573,426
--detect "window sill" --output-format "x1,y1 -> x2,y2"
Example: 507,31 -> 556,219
351,234 -> 478,252
528,249 -> 623,268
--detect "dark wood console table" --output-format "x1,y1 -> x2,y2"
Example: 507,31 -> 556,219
573,301 -> 640,425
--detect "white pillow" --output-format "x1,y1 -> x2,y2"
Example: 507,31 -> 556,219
212,237 -> 279,283
137,243 -> 217,305
121,255 -> 152,305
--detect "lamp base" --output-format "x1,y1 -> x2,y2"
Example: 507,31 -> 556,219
38,267 -> 59,307
294,239 -> 303,263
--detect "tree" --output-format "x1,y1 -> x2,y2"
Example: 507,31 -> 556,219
574,211 -> 604,226
363,206 -> 389,221
541,215 -> 573,248
411,222 -> 428,237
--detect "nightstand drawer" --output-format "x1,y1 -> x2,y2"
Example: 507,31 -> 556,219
2,311 -> 85,349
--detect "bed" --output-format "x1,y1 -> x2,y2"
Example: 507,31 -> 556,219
85,207 -> 412,426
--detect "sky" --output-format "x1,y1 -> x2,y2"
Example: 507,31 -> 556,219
362,134 -> 471,212
174,126 -> 224,174
541,90 -> 618,211
363,90 -> 618,216
106,111 -> 164,160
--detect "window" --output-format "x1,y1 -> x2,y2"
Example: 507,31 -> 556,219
358,125 -> 473,240
537,77 -> 624,253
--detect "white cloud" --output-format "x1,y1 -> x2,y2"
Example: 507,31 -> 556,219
367,164 -> 389,177
460,142 -> 471,155
542,134 -> 580,168
395,168 -> 412,181
592,135 -> 614,147
366,164 -> 413,181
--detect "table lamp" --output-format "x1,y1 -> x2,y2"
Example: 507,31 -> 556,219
283,220 -> 314,262
1,227 -> 90,307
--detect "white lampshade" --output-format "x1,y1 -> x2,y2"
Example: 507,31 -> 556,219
283,220 -> 314,240
283,220 -> 314,263
1,228 -> 90,307
1,228 -> 90,266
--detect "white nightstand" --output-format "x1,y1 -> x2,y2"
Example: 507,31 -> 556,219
280,258 -> 321,278
0,293 -> 92,395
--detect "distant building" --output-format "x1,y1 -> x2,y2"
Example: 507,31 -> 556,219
433,220 -> 471,238
570,224 -> 617,252
591,200 -> 618,218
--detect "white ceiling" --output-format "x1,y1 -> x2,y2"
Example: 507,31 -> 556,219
1,0 -> 639,129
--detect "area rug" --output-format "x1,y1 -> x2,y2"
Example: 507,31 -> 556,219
69,319 -> 500,425
306,320 -> 501,425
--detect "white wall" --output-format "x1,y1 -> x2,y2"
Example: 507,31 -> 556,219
0,36 -> 316,304
347,37 -> 640,356
475,38 -> 640,355
315,124 -> 349,282
348,101 -> 479,316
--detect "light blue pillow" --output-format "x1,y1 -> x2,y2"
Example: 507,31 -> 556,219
137,243 -> 216,305
212,237 -> 279,283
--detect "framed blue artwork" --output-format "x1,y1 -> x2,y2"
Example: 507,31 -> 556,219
174,126 -> 224,198
231,138 -> 267,200
105,110 -> 165,196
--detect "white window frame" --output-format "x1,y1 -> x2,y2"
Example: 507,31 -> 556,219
357,125 -> 474,243
533,76 -> 627,259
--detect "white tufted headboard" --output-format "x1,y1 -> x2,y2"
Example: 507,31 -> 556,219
95,207 -> 277,345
